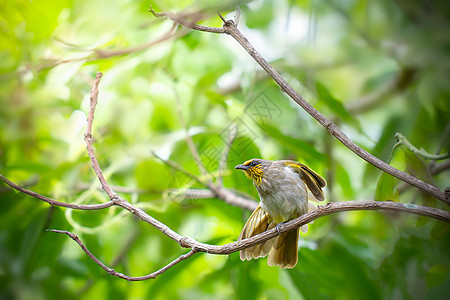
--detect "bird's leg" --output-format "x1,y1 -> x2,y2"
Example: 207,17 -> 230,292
275,222 -> 287,235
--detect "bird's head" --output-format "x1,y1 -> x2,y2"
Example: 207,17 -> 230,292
235,159 -> 270,186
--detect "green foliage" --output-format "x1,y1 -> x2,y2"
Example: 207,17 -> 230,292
1,0 -> 449,299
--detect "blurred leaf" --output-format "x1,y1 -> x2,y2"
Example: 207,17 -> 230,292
401,145 -> 434,184
244,1 -> 274,29
315,82 -> 361,127
335,161 -> 355,199
375,172 -> 399,201
430,223 -> 449,242
135,159 -> 172,191
234,263 -> 261,300
289,245 -> 381,300
363,116 -> 402,186
426,264 -> 448,287
264,123 -> 327,162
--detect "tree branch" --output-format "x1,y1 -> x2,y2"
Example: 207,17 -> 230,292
47,229 -> 197,281
151,9 -> 449,204
3,171 -> 449,280
45,199 -> 450,280
83,72 -> 186,245
0,173 -> 114,210
4,26 -> 184,80
148,6 -> 226,34
154,153 -> 258,211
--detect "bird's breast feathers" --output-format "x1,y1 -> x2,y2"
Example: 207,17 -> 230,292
258,166 -> 308,223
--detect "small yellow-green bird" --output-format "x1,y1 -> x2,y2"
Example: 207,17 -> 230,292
235,159 -> 326,269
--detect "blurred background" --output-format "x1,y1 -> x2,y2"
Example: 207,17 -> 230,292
0,0 -> 449,299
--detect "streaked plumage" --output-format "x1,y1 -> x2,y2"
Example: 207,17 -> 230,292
235,159 -> 326,268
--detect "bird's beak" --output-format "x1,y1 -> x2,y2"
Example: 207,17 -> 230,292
235,164 -> 248,170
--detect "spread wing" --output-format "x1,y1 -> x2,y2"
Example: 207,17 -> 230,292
285,161 -> 327,201
238,203 -> 276,260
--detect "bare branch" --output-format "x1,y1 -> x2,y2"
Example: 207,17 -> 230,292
431,160 -> 450,175
151,9 -> 448,204
47,229 -> 197,281
153,152 -> 205,185
84,72 -> 118,201
5,26 -> 183,80
79,228 -> 141,294
235,200 -> 450,251
220,23 -> 447,203
46,199 -> 450,280
208,184 -> 258,211
153,152 -> 258,210
149,6 -> 225,34
4,172 -> 448,281
82,72 -> 185,245
0,173 -> 113,210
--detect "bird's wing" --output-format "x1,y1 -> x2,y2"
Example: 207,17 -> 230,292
285,161 -> 327,202
238,203 -> 275,260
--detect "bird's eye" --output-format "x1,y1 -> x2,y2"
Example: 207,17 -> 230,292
249,161 -> 257,167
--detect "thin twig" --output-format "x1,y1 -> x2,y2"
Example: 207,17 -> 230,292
83,72 -> 185,245
149,6 -> 225,34
431,161 -> 450,175
395,133 -> 449,160
153,152 -> 205,185
0,173 -> 114,210
79,227 -> 141,295
5,26 -> 183,80
47,229 -> 197,281
429,122 -> 450,170
221,22 -> 447,203
153,152 -> 258,210
398,160 -> 450,193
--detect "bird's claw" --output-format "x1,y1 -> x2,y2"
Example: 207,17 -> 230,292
275,222 -> 287,235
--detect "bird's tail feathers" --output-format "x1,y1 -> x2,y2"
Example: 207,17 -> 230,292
267,227 -> 299,269
238,204 -> 301,268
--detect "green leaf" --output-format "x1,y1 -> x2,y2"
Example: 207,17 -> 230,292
264,123 -> 327,162
244,1 -> 274,29
135,159 -> 172,191
363,116 -> 402,186
315,82 -> 362,130
375,172 -> 399,201
335,161 -> 355,199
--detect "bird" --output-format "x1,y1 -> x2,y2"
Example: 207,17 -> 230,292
235,158 -> 326,269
